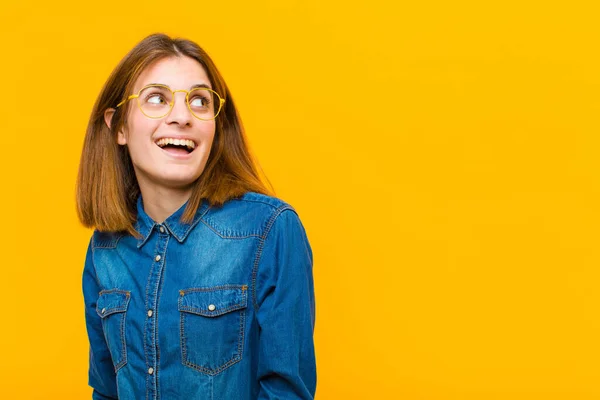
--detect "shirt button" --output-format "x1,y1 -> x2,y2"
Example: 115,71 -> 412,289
101,308 -> 106,314
148,367 -> 154,375
155,255 -> 161,262
147,310 -> 153,317
208,304 -> 216,311
159,226 -> 165,233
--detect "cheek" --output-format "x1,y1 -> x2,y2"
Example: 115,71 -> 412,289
199,123 -> 216,143
125,117 -> 158,145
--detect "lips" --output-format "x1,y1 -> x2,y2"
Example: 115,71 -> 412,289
153,137 -> 198,159
155,137 -> 197,153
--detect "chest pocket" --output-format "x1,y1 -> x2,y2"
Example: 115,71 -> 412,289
178,285 -> 248,375
96,289 -> 131,372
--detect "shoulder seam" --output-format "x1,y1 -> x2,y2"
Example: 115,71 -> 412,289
236,197 -> 289,209
251,205 -> 297,310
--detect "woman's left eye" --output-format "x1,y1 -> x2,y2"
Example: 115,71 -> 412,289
190,97 -> 207,107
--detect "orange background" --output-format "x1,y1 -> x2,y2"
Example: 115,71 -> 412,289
2,0 -> 600,399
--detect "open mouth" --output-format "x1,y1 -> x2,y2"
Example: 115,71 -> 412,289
155,138 -> 196,155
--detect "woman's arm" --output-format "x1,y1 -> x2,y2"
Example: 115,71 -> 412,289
82,237 -> 119,400
254,208 -> 317,399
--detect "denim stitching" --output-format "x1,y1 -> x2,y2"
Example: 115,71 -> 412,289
198,192 -> 290,239
96,290 -> 130,317
200,219 -> 262,239
156,340 -> 161,400
178,286 -> 248,375
251,206 -> 295,310
178,286 -> 248,316
146,233 -> 169,400
154,234 -> 169,400
237,309 -> 246,364
181,346 -> 243,376
173,204 -> 211,243
118,292 -> 130,371
114,309 -> 127,372
179,297 -> 187,371
178,302 -> 247,316
231,195 -> 288,209
98,288 -> 130,295
144,237 -> 160,400
162,202 -> 210,244
96,290 -> 130,371
180,285 -> 248,292
137,224 -> 155,249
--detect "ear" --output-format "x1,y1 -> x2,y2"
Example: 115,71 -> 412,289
104,108 -> 127,145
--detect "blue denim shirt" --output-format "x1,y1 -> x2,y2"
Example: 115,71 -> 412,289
82,192 -> 316,399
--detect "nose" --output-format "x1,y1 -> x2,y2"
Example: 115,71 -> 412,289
165,90 -> 193,126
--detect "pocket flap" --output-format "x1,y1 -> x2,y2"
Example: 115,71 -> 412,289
178,285 -> 248,317
96,290 -> 131,318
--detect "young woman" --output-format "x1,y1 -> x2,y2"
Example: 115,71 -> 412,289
76,33 -> 316,399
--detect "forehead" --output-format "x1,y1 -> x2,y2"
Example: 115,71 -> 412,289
133,56 -> 211,91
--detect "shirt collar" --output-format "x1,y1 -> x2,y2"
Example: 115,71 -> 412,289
134,194 -> 209,248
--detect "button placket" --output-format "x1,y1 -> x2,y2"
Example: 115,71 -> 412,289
144,229 -> 169,398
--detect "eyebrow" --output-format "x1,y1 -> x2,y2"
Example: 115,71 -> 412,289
145,83 -> 212,90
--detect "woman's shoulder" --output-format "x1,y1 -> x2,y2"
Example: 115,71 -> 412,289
202,192 -> 299,238
217,191 -> 295,212
237,191 -> 293,209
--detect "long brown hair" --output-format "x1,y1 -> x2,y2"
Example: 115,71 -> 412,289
76,33 -> 273,238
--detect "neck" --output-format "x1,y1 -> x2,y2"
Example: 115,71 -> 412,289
139,184 -> 193,224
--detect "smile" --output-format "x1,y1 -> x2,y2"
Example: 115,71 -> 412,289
155,137 -> 197,154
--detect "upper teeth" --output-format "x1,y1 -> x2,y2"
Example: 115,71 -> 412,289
155,138 -> 196,150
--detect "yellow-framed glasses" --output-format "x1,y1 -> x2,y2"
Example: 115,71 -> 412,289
116,84 -> 226,121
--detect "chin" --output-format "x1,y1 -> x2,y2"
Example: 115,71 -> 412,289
161,171 -> 203,188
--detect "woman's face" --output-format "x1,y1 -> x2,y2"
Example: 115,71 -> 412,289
109,56 -> 217,193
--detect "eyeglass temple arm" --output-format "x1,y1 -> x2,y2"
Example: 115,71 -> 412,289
116,94 -> 139,108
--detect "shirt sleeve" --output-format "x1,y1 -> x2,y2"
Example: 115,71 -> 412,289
82,235 -> 119,399
254,208 -> 317,399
